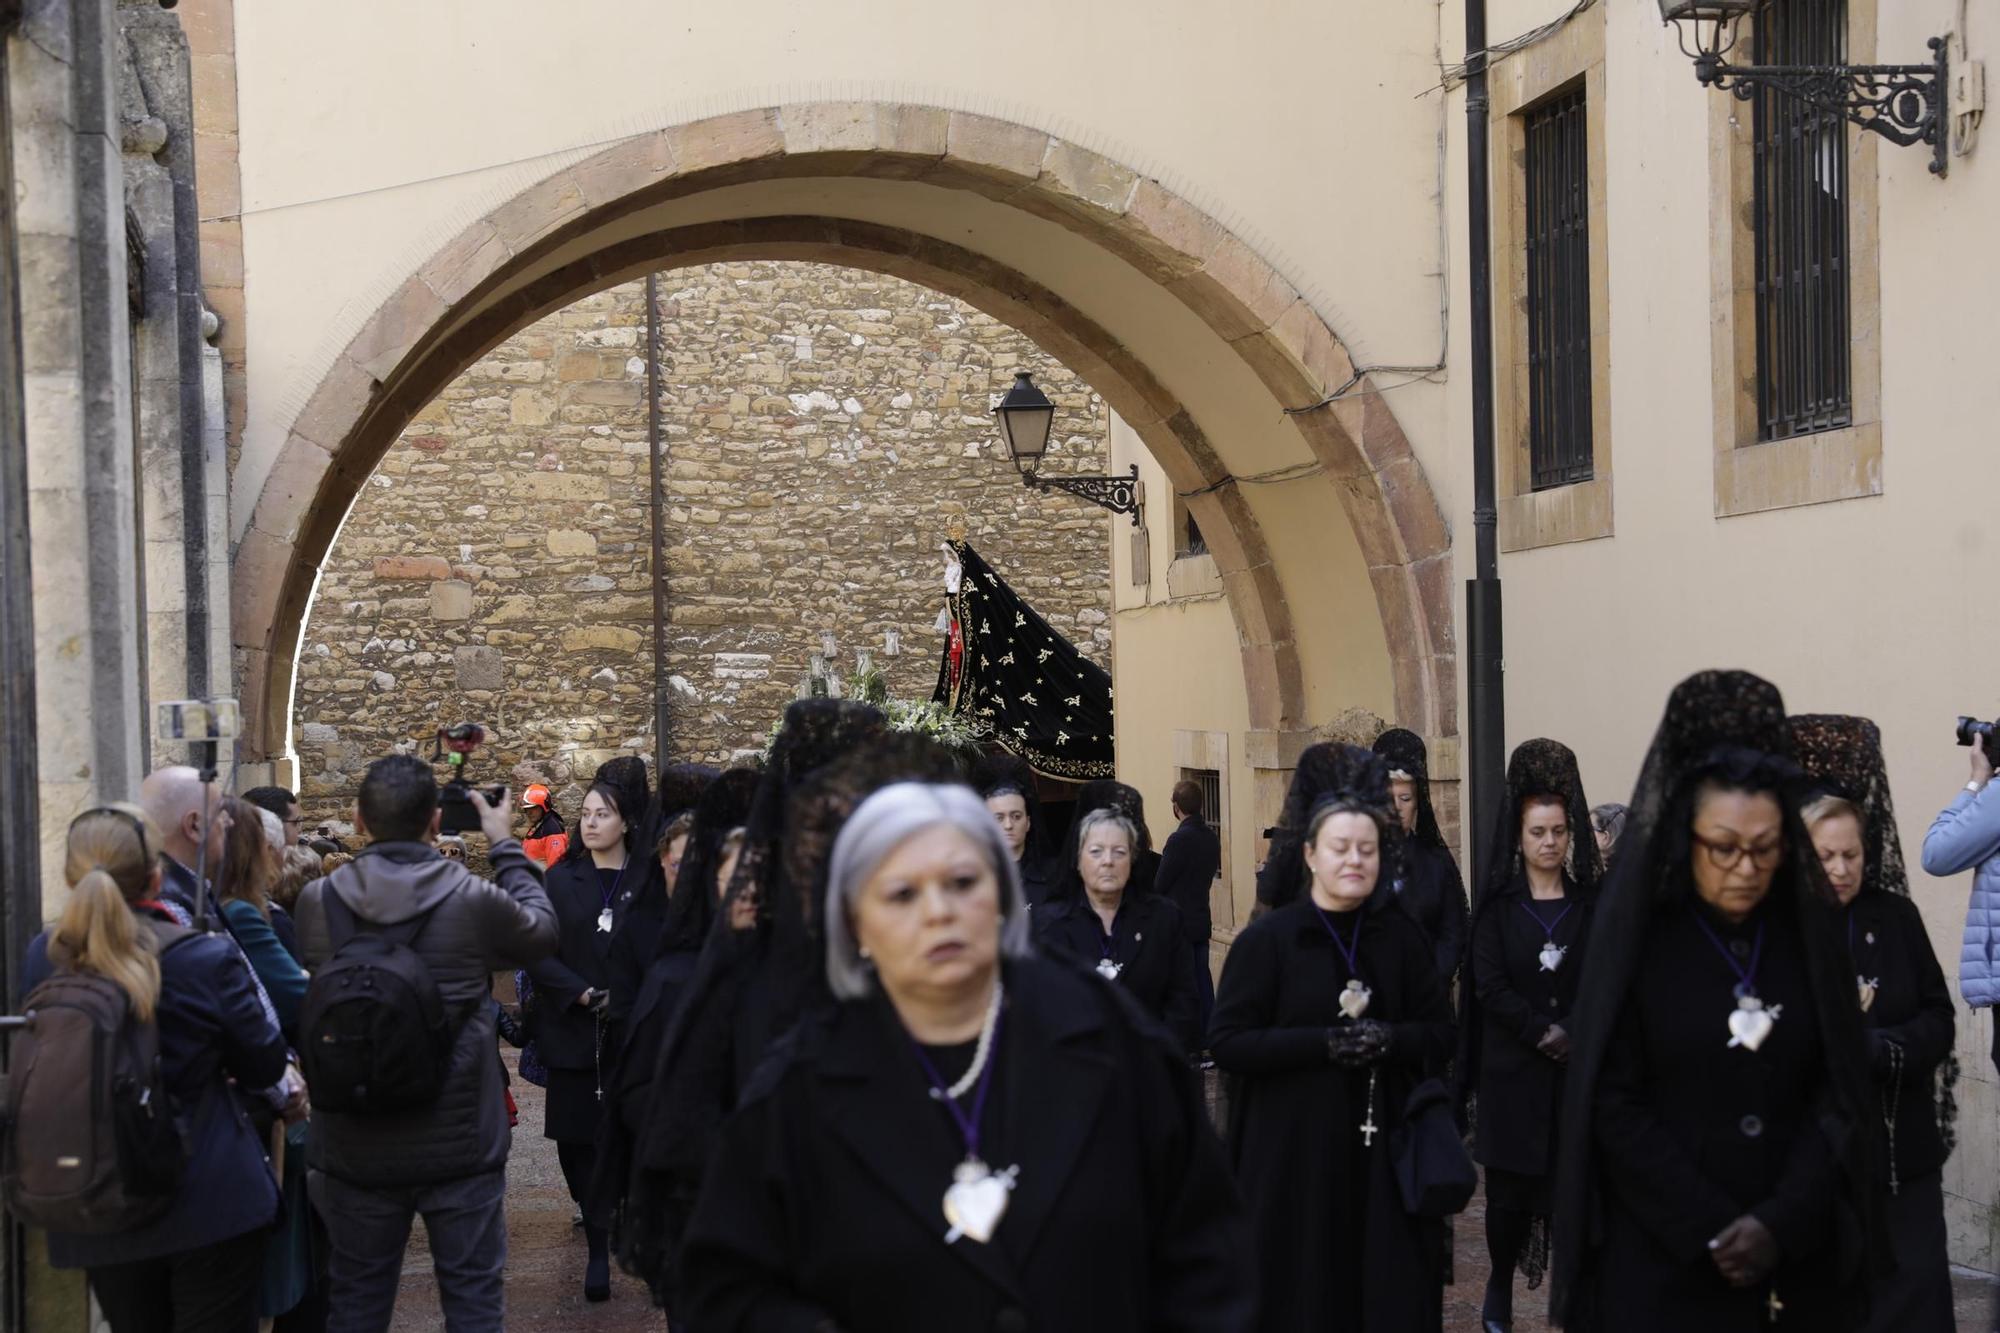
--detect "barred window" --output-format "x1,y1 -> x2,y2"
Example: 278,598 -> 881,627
1524,86 -> 1593,490
1753,0 -> 1852,442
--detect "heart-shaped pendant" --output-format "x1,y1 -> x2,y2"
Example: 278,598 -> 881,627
1857,976 -> 1879,1013
1095,957 -> 1123,981
942,1159 -> 1018,1245
1726,995 -> 1779,1051
1338,979 -> 1372,1019
597,907 -> 614,933
1539,942 -> 1565,972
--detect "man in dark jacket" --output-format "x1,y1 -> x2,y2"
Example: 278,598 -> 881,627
1155,779 -> 1221,1032
296,754 -> 558,1331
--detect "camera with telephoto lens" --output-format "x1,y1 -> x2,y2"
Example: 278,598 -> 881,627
433,722 -> 506,834
1955,716 -> 2000,761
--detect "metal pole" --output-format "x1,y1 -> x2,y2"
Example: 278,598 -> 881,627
1464,0 -> 1507,894
646,272 -> 670,759
0,28 -> 40,1331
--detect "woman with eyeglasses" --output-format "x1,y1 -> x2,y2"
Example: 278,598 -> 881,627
1551,673 -> 1882,1332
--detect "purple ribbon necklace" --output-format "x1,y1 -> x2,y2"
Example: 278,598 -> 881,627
594,857 -> 628,933
1094,904 -> 1126,980
1313,905 -> 1373,1020
909,979 -> 1018,1246
1314,905 -> 1381,1144
1520,898 -> 1575,972
1692,913 -> 1783,1052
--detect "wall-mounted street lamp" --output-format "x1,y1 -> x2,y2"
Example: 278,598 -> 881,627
992,371 -> 1143,526
1658,1 -> 1955,176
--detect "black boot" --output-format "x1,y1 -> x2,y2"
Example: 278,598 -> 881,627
584,1223 -> 611,1302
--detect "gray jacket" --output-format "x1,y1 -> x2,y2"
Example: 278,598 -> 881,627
298,837 -> 558,1187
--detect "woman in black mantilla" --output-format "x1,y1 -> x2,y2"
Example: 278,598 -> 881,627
975,752 -> 1057,909
1551,671 -> 1883,1332
609,763 -> 719,1020
683,778 -> 1253,1331
1461,739 -> 1602,1333
621,700 -> 892,1309
1032,805 -> 1204,1053
1373,728 -> 1470,985
1791,713 -> 1956,1332
1075,778 -> 1160,897
1210,742 -> 1455,1331
529,772 -> 649,1302
588,767 -> 760,1252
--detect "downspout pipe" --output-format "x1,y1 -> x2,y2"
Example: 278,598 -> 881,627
647,272 -> 671,759
1463,0 -> 1507,891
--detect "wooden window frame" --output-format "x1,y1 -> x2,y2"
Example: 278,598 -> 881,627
1493,2 -> 1613,552
1710,0 -> 1883,517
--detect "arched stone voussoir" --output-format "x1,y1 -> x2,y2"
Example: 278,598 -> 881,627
239,102 -> 1453,770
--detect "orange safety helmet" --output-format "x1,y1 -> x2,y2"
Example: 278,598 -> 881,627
520,783 -> 553,811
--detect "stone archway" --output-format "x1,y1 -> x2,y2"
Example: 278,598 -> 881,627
233,103 -> 1454,785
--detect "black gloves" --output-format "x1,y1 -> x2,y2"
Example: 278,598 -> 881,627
1326,1020 -> 1391,1066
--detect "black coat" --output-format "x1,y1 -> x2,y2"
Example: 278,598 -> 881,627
608,881 -> 670,1031
1468,882 -> 1593,1177
526,856 -> 627,1070
1394,841 -> 1468,984
1844,890 -> 1954,1183
1017,855 -> 1058,911
1156,816 -> 1220,951
1208,896 -> 1456,1331
1590,902 -> 1853,1330
681,957 -> 1255,1332
1032,893 -> 1202,1052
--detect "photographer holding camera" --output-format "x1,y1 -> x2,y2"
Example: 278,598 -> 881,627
1923,717 -> 2000,1078
294,750 -> 557,1330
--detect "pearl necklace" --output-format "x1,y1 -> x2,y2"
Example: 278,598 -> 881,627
929,977 -> 1005,1102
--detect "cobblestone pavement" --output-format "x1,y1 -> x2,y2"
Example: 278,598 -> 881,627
384,1055 -> 1999,1330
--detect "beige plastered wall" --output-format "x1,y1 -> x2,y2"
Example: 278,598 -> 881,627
1468,0 -> 2000,1262
224,0 -> 1455,547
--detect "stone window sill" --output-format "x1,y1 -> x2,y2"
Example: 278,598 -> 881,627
1714,421 -> 1881,518
1499,475 -> 1613,552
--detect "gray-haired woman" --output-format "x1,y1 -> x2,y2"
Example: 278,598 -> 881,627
1032,806 -> 1205,1053
682,782 -> 1253,1332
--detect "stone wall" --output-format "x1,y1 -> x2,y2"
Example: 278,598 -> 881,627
294,262 -> 1111,827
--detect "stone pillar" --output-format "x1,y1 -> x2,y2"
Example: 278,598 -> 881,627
12,0 -> 148,909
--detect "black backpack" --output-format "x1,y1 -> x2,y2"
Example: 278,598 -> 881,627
0,922 -> 196,1233
300,871 -> 456,1115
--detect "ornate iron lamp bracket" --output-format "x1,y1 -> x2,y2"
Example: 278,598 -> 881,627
1699,36 -> 1950,176
1023,464 -> 1143,525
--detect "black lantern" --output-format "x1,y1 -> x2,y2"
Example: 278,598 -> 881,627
989,372 -> 1142,524
1658,0 -> 1952,175
1657,0 -> 1755,67
993,371 -> 1055,475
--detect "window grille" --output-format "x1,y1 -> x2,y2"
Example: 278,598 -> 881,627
1181,767 -> 1223,847
1525,87 -> 1593,490
1753,0 -> 1852,442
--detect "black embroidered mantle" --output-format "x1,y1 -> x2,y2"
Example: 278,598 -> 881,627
931,540 -> 1114,780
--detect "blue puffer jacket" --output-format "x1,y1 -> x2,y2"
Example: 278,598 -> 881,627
1922,785 -> 2000,1008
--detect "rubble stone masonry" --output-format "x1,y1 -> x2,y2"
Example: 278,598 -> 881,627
294,262 -> 1111,827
